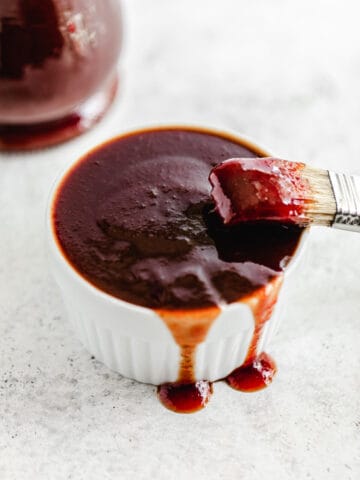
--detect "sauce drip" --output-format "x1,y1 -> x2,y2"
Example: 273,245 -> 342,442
243,275 -> 283,363
225,276 -> 282,393
158,277 -> 282,412
53,128 -> 304,413
156,307 -> 219,413
157,307 -> 220,383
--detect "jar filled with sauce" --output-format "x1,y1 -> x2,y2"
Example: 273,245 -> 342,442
0,0 -> 122,150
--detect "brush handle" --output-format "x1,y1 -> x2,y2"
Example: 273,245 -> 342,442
329,171 -> 360,231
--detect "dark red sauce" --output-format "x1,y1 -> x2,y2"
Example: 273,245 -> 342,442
226,352 -> 277,392
210,157 -> 310,225
157,307 -> 221,385
53,128 -> 304,413
0,0 -> 121,150
158,381 -> 213,414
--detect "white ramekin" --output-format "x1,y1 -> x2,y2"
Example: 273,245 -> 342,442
46,125 -> 308,385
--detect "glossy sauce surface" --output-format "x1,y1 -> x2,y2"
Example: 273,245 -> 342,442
54,130 -> 302,309
53,128 -> 304,413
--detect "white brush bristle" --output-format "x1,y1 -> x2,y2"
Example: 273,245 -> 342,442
302,165 -> 336,226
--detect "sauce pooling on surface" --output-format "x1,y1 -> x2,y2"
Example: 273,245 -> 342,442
53,128 -> 304,413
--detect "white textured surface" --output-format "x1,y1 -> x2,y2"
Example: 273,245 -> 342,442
1,0 -> 360,478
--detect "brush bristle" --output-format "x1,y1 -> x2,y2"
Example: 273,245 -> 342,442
301,165 -> 336,226
209,157 -> 337,227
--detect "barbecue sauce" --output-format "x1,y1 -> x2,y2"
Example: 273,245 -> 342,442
53,128 -> 304,413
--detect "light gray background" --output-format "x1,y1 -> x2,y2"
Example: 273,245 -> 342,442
1,0 -> 360,478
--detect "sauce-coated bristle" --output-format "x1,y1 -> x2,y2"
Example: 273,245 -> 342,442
209,157 -> 338,227
301,165 -> 336,226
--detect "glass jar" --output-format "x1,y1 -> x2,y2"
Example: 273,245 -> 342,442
0,0 -> 122,150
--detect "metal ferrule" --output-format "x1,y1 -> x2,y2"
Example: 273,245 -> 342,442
329,170 -> 360,231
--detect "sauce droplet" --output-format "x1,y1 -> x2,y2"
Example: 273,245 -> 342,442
226,352 -> 277,392
157,380 -> 213,413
